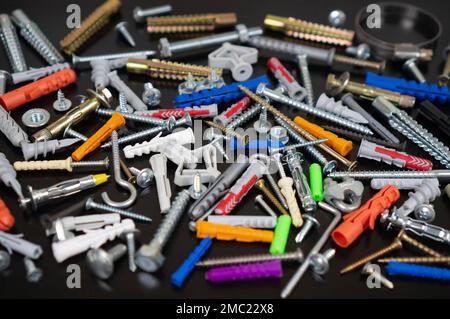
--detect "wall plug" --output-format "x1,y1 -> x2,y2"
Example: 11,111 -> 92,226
0,152 -> 23,198
11,63 -> 70,84
396,179 -> 440,217
316,93 -> 368,124
0,106 -> 29,147
21,138 -> 80,160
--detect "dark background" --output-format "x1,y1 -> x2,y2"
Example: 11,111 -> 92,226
1,0 -> 450,299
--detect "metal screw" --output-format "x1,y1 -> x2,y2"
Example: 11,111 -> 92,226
97,108 -> 169,127
226,104 -> 262,130
121,229 -> 140,272
129,167 -> 154,188
254,179 -> 289,216
378,256 -> 450,264
345,43 -> 370,60
0,14 -> 28,72
328,10 -> 346,27
136,189 -> 191,272
133,5 -> 173,23
328,170 -> 450,181
53,89 -> 72,112
142,83 -> 161,107
178,73 -> 197,94
189,173 -> 207,199
264,173 -> 289,210
196,248 -> 304,268
115,21 -> 136,47
397,230 -> 449,264
403,58 -> 426,83
86,243 -> 127,280
253,108 -> 271,134
63,125 -> 88,141
117,92 -> 133,114
205,120 -> 249,145
310,248 -> 335,275
204,127 -> 229,161
296,54 -> 314,107
0,70 -> 10,95
362,263 -> 394,289
254,194 -> 277,218
295,214 -> 320,243
0,250 -> 11,272
414,204 -> 435,223
23,257 -> 43,283
85,197 -> 152,223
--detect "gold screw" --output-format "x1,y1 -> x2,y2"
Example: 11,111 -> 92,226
204,121 -> 249,145
340,237 -> 403,274
397,230 -> 449,265
254,179 -> 289,216
378,256 -> 450,264
120,160 -> 136,184
239,85 -> 357,169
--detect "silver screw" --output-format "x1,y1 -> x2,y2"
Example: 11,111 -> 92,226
345,43 -> 371,60
85,197 -> 152,223
23,257 -> 43,283
204,128 -> 229,161
116,92 -> 133,114
53,89 -> 72,112
86,243 -> 127,280
310,248 -> 335,275
188,173 -> 207,199
133,5 -> 173,23
142,83 -> 161,107
196,248 -> 304,268
0,250 -> 11,272
327,169 -> 450,181
297,54 -> 315,107
115,21 -> 136,47
0,70 -> 10,95
403,58 -> 426,83
295,214 -> 320,243
97,108 -> 167,126
264,173 -> 289,210
0,14 -> 28,72
413,204 -> 436,223
362,263 -> 394,289
253,108 -> 271,134
129,167 -> 154,188
254,194 -> 277,218
63,125 -> 88,141
328,10 -> 346,27
226,104 -> 262,130
121,229 -> 140,272
70,157 -> 110,170
136,190 -> 191,272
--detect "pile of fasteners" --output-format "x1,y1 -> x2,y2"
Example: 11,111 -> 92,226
1,1 -> 450,298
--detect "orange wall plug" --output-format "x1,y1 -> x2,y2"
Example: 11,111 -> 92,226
196,221 -> 274,243
0,197 -> 15,231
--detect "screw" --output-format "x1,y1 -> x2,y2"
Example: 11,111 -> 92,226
205,120 -> 249,145
0,250 -> 11,272
253,108 -> 271,134
23,257 -> 43,283
328,170 -> 450,181
345,43 -> 370,60
72,50 -> 156,68
397,230 -> 449,263
264,172 -> 289,210
295,214 -> 320,243
120,159 -> 136,184
178,73 -> 197,94
86,243 -> 127,280
254,179 -> 289,216
136,190 -> 191,272
403,58 -> 426,83
0,14 -> 28,72
189,173 -> 207,199
196,248 -> 304,268
142,83 -> 161,107
362,263 -> 394,289
52,89 -> 72,112
85,197 -> 152,223
378,256 -> 450,264
296,54 -> 314,107
116,92 -> 133,114
340,236 -> 403,274
0,70 -> 10,95
133,5 -> 172,23
97,108 -> 169,127
254,194 -> 277,218
328,10 -> 346,27
63,125 -> 88,141
129,167 -> 154,188
204,127 -> 230,161
310,248 -> 335,275
414,204 -> 435,223
226,104 -> 262,130
120,229 -> 140,272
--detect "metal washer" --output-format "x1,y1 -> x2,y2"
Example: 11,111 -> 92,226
21,108 -> 51,128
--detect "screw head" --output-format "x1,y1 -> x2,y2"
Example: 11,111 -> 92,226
21,108 -> 51,128
303,214 -> 320,228
85,197 -> 95,210
403,58 -> 418,71
166,116 -> 177,131
86,248 -> 115,280
355,43 -> 371,60
136,168 -> 154,188
115,21 -> 129,32
26,267 -> 43,283
323,160 -> 337,175
310,253 -> 330,275
328,10 -> 346,27
0,251 -> 11,272
188,184 -> 207,200
87,88 -> 112,108
120,228 -> 141,241
414,204 -> 435,223
133,6 -> 143,22
326,72 -> 350,96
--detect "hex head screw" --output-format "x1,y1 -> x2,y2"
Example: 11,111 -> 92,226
86,243 -> 127,279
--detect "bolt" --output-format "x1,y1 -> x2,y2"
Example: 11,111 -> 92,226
0,70 -> 10,95
63,125 -> 88,141
142,83 -> 161,107
362,263 -> 394,289
253,108 -> 271,134
189,173 -> 207,199
53,89 -> 72,112
86,243 -> 127,280
309,248 -> 335,275
133,5 -> 172,23
136,190 -> 191,272
414,204 -> 435,223
254,179 -> 289,216
196,248 -> 304,268
328,10 -> 346,27
23,257 -> 43,283
115,21 -> 136,47
345,43 -> 370,60
129,167 -> 154,188
295,214 -> 320,243
0,250 -> 11,272
403,58 -> 426,83
254,194 -> 277,217
340,236 -> 403,274
121,229 -> 140,272
85,197 -> 152,223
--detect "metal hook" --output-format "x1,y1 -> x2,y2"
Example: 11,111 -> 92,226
101,131 -> 137,208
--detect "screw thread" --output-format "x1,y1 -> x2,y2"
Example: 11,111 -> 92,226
333,54 -> 385,72
254,180 -> 289,215
398,231 -> 446,260
102,126 -> 166,148
205,121 -> 248,145
297,54 -> 314,107
0,14 -> 28,72
226,104 -> 262,130
284,30 -> 352,46
71,157 -> 109,169
89,199 -> 151,223
378,256 -> 450,264
328,170 -> 449,180
265,173 -> 289,210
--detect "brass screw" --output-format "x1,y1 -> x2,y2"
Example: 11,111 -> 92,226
332,55 -> 385,73
378,256 -> 450,264
120,159 -> 136,184
204,121 -> 249,145
60,0 -> 121,54
340,237 -> 403,274
254,179 -> 289,216
126,58 -> 222,81
240,85 -> 357,169
397,230 -> 449,264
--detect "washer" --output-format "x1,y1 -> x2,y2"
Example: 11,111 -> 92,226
22,108 -> 51,128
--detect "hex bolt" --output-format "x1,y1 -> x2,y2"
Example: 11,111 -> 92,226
295,214 -> 320,243
86,243 -> 127,280
345,43 -> 370,60
129,167 -> 154,188
115,22 -> 136,47
362,263 -> 394,289
254,194 -> 277,218
309,248 -> 335,275
158,24 -> 263,58
196,248 -> 304,268
136,189 -> 191,272
85,197 -> 152,223
253,108 -> 271,134
133,5 -> 172,23
23,257 -> 43,283
403,58 -> 426,83
188,173 -> 207,199
63,125 -> 88,141
120,229 -> 140,272
53,89 -> 72,112
0,250 -> 11,272
142,83 -> 161,107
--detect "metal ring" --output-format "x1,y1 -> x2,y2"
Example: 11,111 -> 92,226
21,108 -> 51,128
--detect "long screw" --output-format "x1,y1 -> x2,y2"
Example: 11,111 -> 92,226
269,139 -> 328,154
13,157 -> 109,172
0,14 -> 28,72
297,54 -> 314,107
121,229 -> 140,272
133,5 -> 173,23
378,256 -> 450,264
241,85 -> 356,169
265,173 -> 289,210
196,248 -> 304,268
72,50 -> 156,67
397,230 -> 450,264
254,195 -> 277,217
85,197 -> 151,223
226,104 -> 262,130
328,170 -> 450,181
254,179 -> 289,216
96,108 -> 167,126
205,120 -> 249,145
